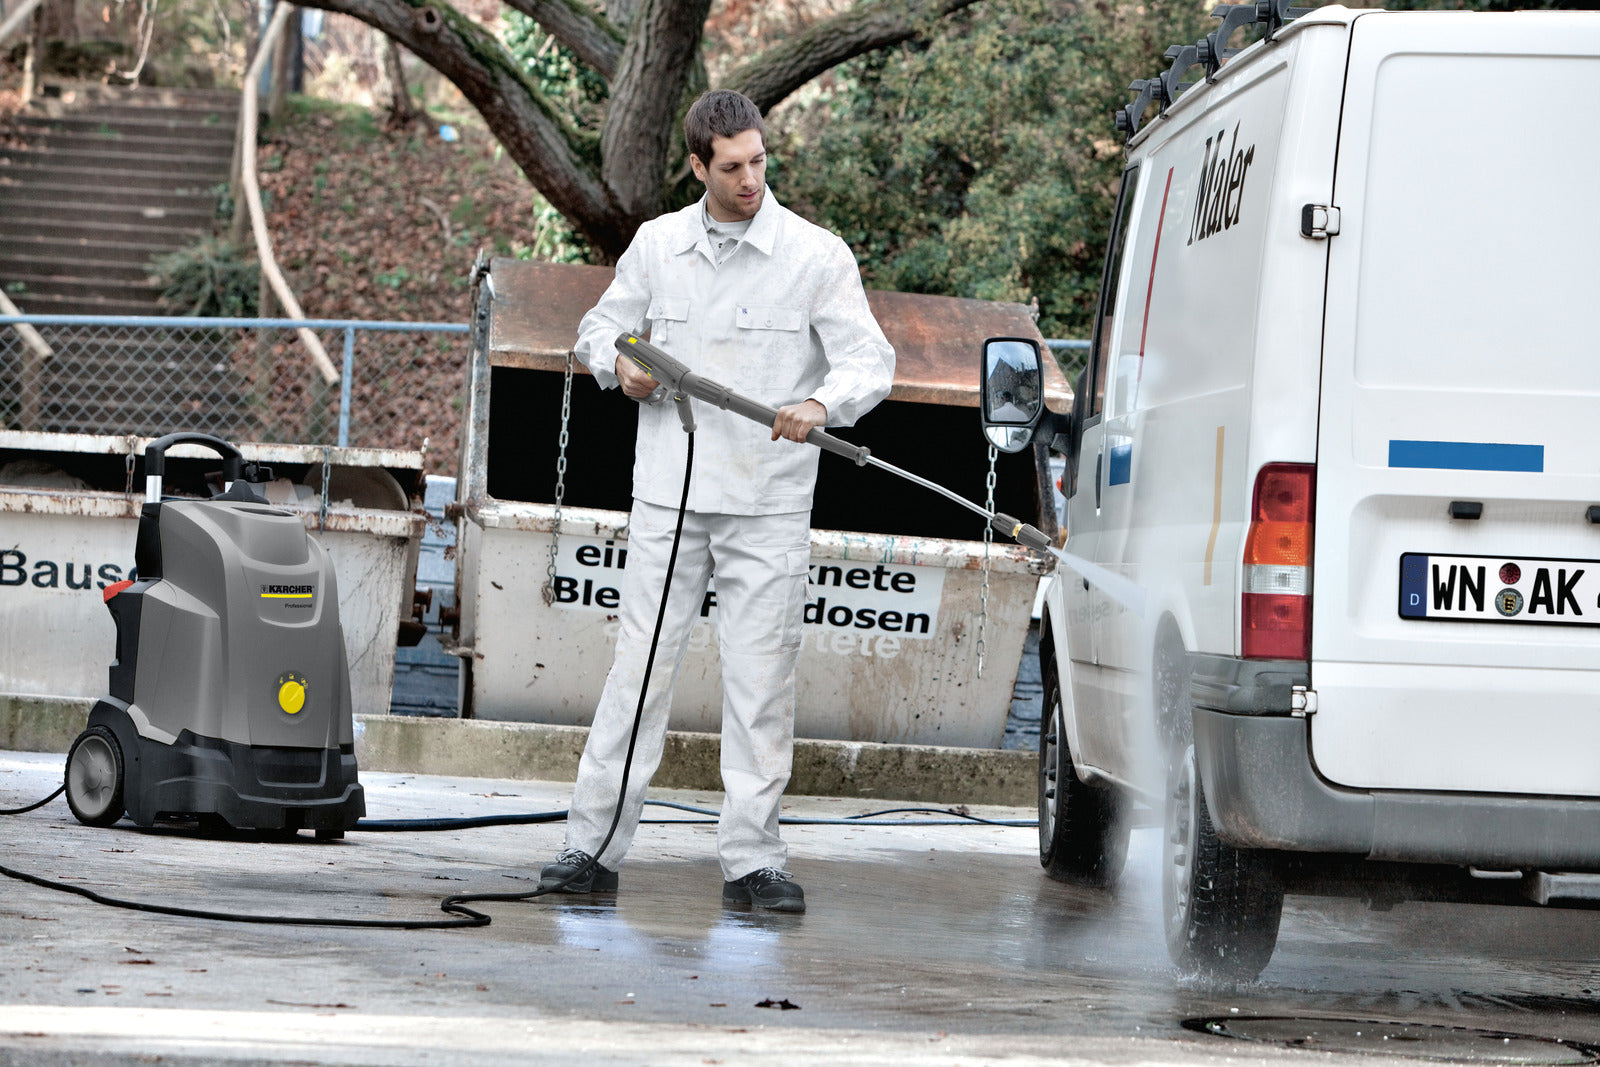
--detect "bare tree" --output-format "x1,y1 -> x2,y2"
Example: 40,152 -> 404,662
292,0 -> 985,260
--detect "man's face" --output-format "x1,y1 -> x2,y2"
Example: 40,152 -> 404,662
690,129 -> 767,223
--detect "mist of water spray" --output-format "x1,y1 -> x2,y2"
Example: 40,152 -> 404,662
1045,545 -> 1148,618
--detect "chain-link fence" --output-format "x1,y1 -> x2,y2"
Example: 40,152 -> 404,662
0,315 -> 470,458
1045,338 -> 1091,387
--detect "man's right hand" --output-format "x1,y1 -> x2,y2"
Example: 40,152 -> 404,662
615,353 -> 659,399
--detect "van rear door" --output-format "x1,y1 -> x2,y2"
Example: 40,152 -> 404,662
1310,12 -> 1600,797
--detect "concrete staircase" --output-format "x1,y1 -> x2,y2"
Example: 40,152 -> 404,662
0,85 -> 254,437
0,85 -> 239,316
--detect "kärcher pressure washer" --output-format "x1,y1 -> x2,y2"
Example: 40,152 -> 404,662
63,432 -> 365,838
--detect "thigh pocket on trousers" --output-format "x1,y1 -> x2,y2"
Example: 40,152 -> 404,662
777,547 -> 811,649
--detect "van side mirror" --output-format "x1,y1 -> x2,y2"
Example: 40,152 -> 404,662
980,337 -> 1045,453
980,337 -> 1077,460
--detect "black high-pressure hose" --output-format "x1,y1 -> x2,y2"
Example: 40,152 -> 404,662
354,802 -> 1036,832
1,785 -> 63,815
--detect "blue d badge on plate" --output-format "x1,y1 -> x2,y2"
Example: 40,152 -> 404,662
1399,554 -> 1430,618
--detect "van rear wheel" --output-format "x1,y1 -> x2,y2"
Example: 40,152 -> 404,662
1038,657 -> 1128,886
1155,625 -> 1283,979
1162,744 -> 1283,979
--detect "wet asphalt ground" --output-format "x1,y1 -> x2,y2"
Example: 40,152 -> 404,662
3,747 -> 1600,1066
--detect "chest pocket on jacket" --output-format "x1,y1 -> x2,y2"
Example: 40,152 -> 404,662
648,297 -> 690,347
733,304 -> 809,395
735,305 -> 804,333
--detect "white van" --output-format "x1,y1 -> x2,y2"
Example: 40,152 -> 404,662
981,3 -> 1600,978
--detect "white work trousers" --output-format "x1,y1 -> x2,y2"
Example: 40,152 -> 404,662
564,500 -> 811,881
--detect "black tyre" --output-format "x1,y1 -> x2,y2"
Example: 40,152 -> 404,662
1155,631 -> 1283,980
1038,655 -> 1128,886
65,726 -> 126,827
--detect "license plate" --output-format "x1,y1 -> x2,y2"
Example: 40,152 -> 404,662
1400,553 -> 1600,627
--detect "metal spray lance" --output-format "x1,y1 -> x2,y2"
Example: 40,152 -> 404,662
614,333 -> 1148,616
617,332 -> 1049,547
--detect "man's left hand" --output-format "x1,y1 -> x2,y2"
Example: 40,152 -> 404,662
772,399 -> 827,443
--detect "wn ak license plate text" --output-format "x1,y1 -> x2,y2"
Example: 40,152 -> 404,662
1400,553 -> 1600,627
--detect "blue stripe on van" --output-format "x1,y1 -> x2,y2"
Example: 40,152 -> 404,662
1388,440 -> 1544,473
1108,441 -> 1132,485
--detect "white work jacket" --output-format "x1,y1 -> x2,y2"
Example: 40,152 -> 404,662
574,190 -> 895,516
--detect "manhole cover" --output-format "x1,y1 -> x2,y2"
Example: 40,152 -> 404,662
1183,1016 -> 1599,1064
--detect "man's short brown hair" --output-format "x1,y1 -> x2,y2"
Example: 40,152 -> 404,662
684,90 -> 765,166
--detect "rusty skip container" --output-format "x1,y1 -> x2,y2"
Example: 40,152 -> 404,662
0,431 -> 425,718
453,259 -> 1069,748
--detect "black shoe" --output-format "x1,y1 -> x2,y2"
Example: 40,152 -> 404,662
723,867 -> 805,913
539,849 -> 619,894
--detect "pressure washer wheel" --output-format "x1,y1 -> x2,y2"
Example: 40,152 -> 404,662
65,725 -> 126,827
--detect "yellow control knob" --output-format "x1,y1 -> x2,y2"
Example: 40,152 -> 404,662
277,678 -> 306,715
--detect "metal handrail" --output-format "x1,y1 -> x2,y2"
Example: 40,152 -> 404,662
232,1 -> 340,386
0,0 -> 43,48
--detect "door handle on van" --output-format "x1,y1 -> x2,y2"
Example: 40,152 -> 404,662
1094,450 -> 1103,509
1300,204 -> 1341,239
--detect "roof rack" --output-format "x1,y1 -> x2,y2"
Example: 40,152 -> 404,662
1114,0 -> 1311,140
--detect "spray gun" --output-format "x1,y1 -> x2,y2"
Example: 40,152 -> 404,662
615,332 -> 1055,554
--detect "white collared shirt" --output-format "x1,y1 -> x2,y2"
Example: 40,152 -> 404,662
574,189 -> 896,515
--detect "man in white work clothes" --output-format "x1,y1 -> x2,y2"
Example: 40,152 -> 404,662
540,89 -> 895,912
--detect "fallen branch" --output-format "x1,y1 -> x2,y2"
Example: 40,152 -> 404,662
418,195 -> 453,243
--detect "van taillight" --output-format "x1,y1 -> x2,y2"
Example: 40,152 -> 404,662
1242,463 -> 1315,660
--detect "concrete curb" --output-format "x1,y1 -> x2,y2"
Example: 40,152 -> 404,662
2,697 -> 1035,807
0,695 -> 92,754
356,716 -> 1036,806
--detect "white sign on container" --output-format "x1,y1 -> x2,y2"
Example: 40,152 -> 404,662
546,533 -> 945,661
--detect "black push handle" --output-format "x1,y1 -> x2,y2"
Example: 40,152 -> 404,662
144,433 -> 243,482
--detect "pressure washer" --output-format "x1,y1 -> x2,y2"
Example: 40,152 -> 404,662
61,433 -> 364,839
4,336 -> 1060,929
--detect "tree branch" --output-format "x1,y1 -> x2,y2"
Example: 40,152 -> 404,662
295,0 -> 634,257
602,0 -> 641,30
728,0 -> 985,114
598,0 -> 712,229
499,0 -> 622,80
